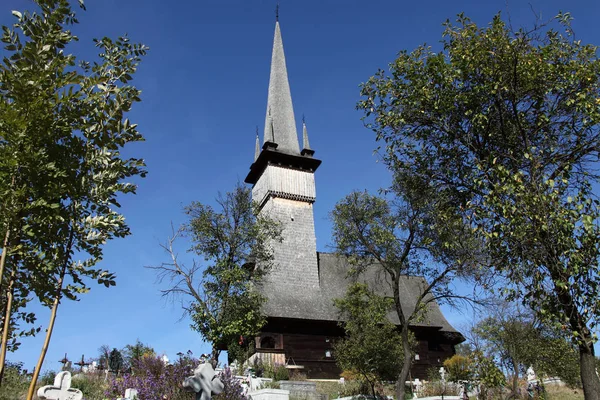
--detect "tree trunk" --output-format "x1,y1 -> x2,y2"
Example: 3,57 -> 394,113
510,357 -> 519,399
0,268 -> 16,384
26,265 -> 67,400
579,342 -> 600,400
0,227 -> 10,294
395,326 -> 412,400
210,347 -> 220,369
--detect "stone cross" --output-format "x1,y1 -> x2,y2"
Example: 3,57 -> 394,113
183,363 -> 224,400
439,366 -> 446,382
37,371 -> 83,400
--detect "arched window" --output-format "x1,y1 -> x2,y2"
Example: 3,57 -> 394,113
260,336 -> 276,349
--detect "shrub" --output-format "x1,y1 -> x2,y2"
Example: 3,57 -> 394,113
0,362 -> 29,400
443,354 -> 473,383
214,367 -> 247,400
273,365 -> 289,381
39,370 -> 57,386
71,373 -> 108,400
105,353 -> 197,400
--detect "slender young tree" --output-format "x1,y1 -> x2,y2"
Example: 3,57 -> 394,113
358,12 -> 600,398
149,184 -> 281,367
0,0 -> 148,393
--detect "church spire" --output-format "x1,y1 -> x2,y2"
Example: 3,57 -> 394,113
263,19 -> 300,154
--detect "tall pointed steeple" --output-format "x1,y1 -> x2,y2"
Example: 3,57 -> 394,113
263,20 -> 300,154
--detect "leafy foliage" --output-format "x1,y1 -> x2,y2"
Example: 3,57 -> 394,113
106,353 -> 197,400
443,354 -> 473,383
358,11 -> 600,395
109,348 -> 124,375
473,308 -> 581,388
334,283 -> 406,396
0,0 -> 147,383
214,367 -> 248,400
331,178 -> 481,399
123,339 -> 155,372
150,183 -> 281,364
0,361 -> 29,400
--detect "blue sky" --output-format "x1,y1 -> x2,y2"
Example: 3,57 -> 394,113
3,0 -> 600,372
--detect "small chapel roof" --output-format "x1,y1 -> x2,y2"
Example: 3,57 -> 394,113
260,252 -> 461,336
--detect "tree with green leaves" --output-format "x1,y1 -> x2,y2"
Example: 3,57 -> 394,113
334,283 -> 406,397
358,11 -> 600,398
331,173 -> 483,400
0,0 -> 148,395
473,305 -> 581,390
109,348 -> 124,375
149,184 -> 281,366
123,339 -> 155,372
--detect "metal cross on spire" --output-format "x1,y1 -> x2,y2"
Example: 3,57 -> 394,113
275,3 -> 279,21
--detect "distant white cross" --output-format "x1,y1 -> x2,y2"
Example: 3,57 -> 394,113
37,371 -> 83,400
183,363 -> 224,400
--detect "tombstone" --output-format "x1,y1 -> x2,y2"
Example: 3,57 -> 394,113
439,366 -> 446,382
37,371 -> 83,400
183,362 -> 224,400
527,366 -> 536,382
117,388 -> 139,400
412,378 -> 422,399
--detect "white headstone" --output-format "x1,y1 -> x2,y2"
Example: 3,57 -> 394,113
37,371 -> 83,400
527,366 -> 536,382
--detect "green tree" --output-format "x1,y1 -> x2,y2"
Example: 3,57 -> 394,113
123,339 -> 155,371
334,283 -> 406,397
443,354 -> 473,383
149,184 -> 281,366
331,174 -> 483,400
0,0 -> 148,394
474,308 -> 581,389
109,348 -> 124,375
358,12 -> 600,399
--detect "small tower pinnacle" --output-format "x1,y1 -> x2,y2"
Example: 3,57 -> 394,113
301,117 -> 315,157
254,127 -> 261,162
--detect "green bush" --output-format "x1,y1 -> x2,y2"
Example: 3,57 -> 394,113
71,373 -> 108,399
273,365 -> 289,381
39,370 -> 57,386
0,362 -> 29,400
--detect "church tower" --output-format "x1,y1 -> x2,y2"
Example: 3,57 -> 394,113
245,19 -> 321,291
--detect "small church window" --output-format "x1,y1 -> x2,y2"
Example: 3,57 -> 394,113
260,336 -> 276,349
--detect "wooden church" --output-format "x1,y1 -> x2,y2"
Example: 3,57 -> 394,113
243,17 -> 464,380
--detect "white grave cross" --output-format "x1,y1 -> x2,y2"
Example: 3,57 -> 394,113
183,363 -> 224,400
37,371 -> 83,400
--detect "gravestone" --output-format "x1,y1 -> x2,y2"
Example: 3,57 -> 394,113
183,362 -> 224,400
279,381 -> 319,400
118,388 -> 138,400
37,371 -> 82,400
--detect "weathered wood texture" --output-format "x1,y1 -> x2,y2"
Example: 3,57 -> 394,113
254,318 -> 456,380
